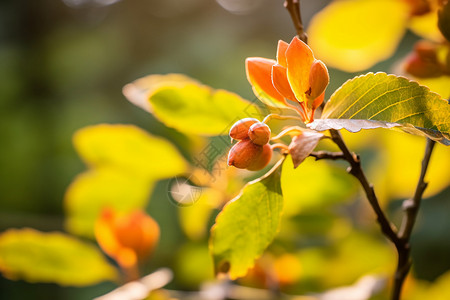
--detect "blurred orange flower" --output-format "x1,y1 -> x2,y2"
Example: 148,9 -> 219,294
95,208 -> 160,277
246,37 -> 329,123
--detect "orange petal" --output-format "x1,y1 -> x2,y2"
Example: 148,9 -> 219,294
272,64 -> 297,102
95,209 -> 121,260
286,37 -> 315,103
308,60 -> 329,100
276,40 -> 289,67
246,57 -> 288,107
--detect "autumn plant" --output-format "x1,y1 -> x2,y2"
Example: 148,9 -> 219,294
1,0 -> 450,300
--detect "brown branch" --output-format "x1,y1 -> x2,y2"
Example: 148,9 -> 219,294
309,150 -> 345,161
391,138 -> 436,300
284,0 -> 308,43
329,129 -> 401,244
281,2 -> 438,299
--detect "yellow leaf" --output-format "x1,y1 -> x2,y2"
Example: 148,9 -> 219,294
122,73 -> 197,113
409,11 -> 445,42
65,167 -> 154,238
341,129 -> 450,202
308,0 -> 409,72
281,158 -> 358,215
0,228 -> 117,286
177,188 -> 220,241
73,124 -> 187,180
381,130 -> 450,200
413,76 -> 450,100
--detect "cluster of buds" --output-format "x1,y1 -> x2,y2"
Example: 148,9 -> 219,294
405,40 -> 449,78
246,37 -> 329,123
227,118 -> 272,171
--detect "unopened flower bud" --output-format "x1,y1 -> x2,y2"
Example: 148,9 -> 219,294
405,53 -> 444,78
404,0 -> 431,16
95,209 -> 160,269
414,41 -> 439,61
228,139 -> 272,171
308,60 -> 329,101
229,118 -> 259,140
249,122 -> 271,145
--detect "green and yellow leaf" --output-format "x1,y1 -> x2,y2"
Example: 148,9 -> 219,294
123,74 -> 262,136
209,160 -> 283,279
65,167 -> 154,238
281,158 -> 357,215
0,228 -> 117,286
308,0 -> 409,72
310,73 -> 450,145
73,124 -> 187,180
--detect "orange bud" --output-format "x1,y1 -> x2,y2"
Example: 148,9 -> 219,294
248,122 -> 271,145
229,118 -> 259,140
308,60 -> 329,101
95,209 -> 160,269
414,40 -> 439,61
405,53 -> 444,78
247,143 -> 272,171
228,139 -> 272,171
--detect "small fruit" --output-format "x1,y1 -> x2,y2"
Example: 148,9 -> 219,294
249,122 -> 271,145
405,41 -> 445,78
308,60 -> 329,101
228,139 -> 272,171
247,143 -> 272,171
229,118 -> 259,140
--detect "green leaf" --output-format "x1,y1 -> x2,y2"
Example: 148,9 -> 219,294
73,124 -> 187,180
281,158 -> 357,215
0,228 -> 117,286
124,74 -> 262,136
209,159 -> 284,279
67,124 -> 188,238
310,73 -> 450,145
65,167 -> 154,238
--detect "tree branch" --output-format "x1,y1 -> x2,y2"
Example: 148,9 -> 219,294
281,2 -> 438,299
391,138 -> 436,300
309,150 -> 345,161
284,0 -> 308,43
329,129 -> 401,244
399,138 -> 436,240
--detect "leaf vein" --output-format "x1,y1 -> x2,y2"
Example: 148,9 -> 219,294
368,94 -> 423,120
349,86 -> 410,119
337,79 -> 388,118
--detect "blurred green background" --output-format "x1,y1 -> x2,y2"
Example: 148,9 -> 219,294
0,0 -> 449,299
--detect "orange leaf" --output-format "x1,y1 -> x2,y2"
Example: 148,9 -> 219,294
272,64 -> 297,102
286,37 -> 315,104
288,130 -> 324,168
245,58 -> 288,107
276,40 -> 289,67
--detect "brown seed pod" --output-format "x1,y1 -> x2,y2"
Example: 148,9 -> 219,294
247,143 -> 272,171
248,122 -> 271,145
229,118 -> 259,140
405,54 -> 444,78
308,60 -> 329,101
227,139 -> 272,171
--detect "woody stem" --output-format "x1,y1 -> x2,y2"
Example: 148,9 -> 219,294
284,0 -> 308,43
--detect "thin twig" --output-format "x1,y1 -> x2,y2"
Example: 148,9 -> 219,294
391,138 -> 436,300
399,138 -> 436,240
284,0 -> 308,43
309,150 -> 345,161
329,129 -> 400,245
